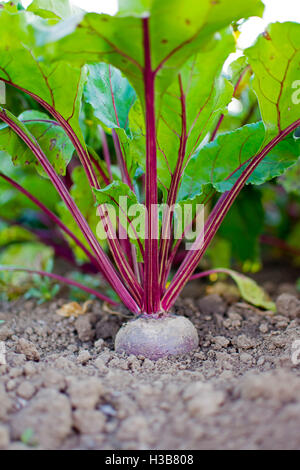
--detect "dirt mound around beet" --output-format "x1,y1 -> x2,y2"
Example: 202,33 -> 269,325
0,279 -> 300,450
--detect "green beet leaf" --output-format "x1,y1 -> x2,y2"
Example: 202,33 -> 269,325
212,268 -> 276,311
34,0 -> 264,109
0,6 -> 87,146
0,109 -> 74,176
84,63 -> 136,132
27,0 -> 81,19
179,122 -> 300,200
278,159 -> 300,196
246,22 -> 300,143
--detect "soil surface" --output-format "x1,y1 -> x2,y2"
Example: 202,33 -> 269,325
0,271 -> 300,450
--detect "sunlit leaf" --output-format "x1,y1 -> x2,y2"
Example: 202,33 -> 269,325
246,22 -> 300,143
35,0 -> 264,108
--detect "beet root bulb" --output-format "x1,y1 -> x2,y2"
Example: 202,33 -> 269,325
114,314 -> 199,360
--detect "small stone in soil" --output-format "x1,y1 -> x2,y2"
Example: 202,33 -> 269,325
198,294 -> 227,316
15,338 -> 40,362
276,294 -> 300,319
16,381 -> 36,400
76,350 -> 91,364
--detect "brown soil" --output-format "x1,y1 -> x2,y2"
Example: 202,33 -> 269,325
0,273 -> 300,450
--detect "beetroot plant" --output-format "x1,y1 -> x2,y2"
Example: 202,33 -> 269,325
0,0 -> 299,359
